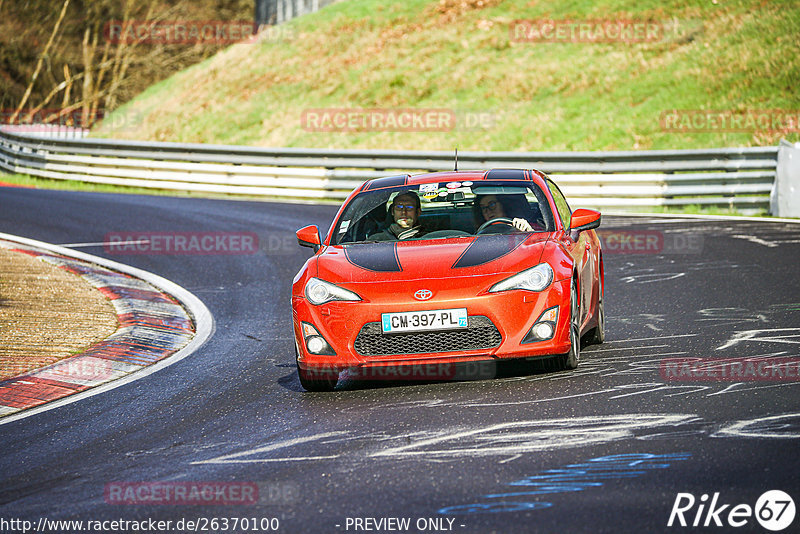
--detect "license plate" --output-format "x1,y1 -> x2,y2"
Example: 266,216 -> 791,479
381,308 -> 468,334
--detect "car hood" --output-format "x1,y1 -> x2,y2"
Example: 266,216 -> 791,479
316,234 -> 550,285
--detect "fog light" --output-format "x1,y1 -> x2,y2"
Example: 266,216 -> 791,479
532,322 -> 554,340
300,321 -> 336,356
522,306 -> 558,344
306,336 -> 327,354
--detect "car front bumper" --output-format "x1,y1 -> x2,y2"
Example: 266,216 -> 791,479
292,278 -> 572,376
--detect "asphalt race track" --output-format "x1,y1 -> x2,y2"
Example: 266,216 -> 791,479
1,187 -> 799,534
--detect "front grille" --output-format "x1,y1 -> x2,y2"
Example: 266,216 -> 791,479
354,316 -> 502,357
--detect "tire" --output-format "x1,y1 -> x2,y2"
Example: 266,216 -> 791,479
558,279 -> 580,370
586,281 -> 605,345
295,347 -> 338,392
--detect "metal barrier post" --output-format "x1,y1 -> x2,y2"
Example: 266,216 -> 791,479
772,140 -> 800,217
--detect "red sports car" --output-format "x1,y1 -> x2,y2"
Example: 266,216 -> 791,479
292,169 -> 604,391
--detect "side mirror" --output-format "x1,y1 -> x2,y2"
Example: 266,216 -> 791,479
571,209 -> 601,232
296,225 -> 322,252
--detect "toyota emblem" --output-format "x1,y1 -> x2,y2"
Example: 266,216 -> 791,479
414,289 -> 433,301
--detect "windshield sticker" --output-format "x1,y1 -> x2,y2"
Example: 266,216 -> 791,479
338,220 -> 350,234
420,183 -> 438,194
446,181 -> 462,189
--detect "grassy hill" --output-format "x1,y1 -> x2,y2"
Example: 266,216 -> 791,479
92,0 -> 799,151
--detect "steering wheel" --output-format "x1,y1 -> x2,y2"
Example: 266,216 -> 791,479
476,217 -> 514,234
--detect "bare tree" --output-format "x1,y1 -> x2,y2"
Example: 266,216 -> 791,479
10,0 -> 252,131
10,0 -> 71,124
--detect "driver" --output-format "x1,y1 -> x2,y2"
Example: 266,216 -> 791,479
371,191 -> 426,241
474,194 -> 534,232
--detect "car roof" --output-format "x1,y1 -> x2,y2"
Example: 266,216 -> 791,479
359,169 -> 549,192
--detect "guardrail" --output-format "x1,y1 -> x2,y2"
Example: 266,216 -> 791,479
0,128 -> 780,213
0,125 -> 88,139
256,0 -> 337,26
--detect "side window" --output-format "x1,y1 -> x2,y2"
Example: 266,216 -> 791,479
547,179 -> 572,231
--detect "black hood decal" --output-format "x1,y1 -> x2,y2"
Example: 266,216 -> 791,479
485,169 -> 530,181
452,234 -> 530,269
363,174 -> 409,191
344,242 -> 402,272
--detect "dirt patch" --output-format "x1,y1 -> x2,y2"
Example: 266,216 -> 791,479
0,248 -> 118,381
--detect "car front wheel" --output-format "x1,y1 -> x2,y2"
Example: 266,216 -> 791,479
296,347 -> 338,392
586,281 -> 605,345
559,278 -> 580,370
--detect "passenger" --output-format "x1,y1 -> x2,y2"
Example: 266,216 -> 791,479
371,191 -> 426,241
473,194 -> 534,232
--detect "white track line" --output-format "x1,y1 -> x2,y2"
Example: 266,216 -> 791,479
58,240 -> 150,248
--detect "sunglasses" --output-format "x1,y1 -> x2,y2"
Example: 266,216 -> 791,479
394,203 -> 417,210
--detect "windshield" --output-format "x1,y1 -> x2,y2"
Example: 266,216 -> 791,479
331,180 -> 555,245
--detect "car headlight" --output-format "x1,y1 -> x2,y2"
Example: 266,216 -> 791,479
305,277 -> 362,305
489,263 -> 553,293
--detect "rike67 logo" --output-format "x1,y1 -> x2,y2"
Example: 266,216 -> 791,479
668,490 -> 795,531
